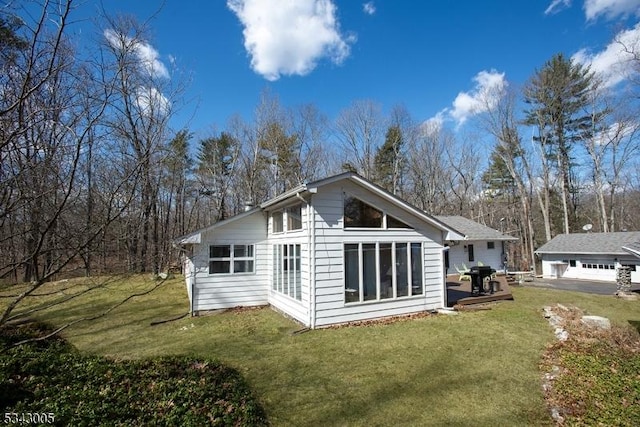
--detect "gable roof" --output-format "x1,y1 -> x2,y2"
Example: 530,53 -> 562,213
435,215 -> 518,241
174,172 -> 465,245
535,231 -> 640,256
261,172 -> 464,240
622,241 -> 640,258
173,207 -> 262,245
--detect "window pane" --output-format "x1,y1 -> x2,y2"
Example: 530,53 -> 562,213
234,244 -> 251,257
487,241 -> 495,250
344,244 -> 360,302
294,244 -> 301,301
411,243 -> 423,295
287,204 -> 303,230
379,243 -> 393,299
396,243 -> 408,297
344,196 -> 383,228
272,211 -> 283,233
363,244 -> 377,301
209,260 -> 230,274
210,245 -> 230,258
387,215 -> 412,229
234,260 -> 254,273
272,245 -> 279,290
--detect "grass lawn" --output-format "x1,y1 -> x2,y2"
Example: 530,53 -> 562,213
4,276 -> 640,426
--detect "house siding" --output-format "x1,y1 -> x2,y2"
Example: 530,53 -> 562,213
191,211 -> 269,312
311,181 -> 445,327
540,253 -> 640,283
447,240 -> 505,274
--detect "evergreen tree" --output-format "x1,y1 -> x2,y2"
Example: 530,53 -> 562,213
373,125 -> 404,194
523,53 -> 597,234
258,122 -> 301,195
197,132 -> 239,221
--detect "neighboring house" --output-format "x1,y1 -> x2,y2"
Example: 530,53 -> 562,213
535,232 -> 640,283
435,215 -> 518,274
175,172 -> 465,328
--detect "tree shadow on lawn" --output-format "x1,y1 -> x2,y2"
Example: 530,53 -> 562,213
300,364 -> 545,426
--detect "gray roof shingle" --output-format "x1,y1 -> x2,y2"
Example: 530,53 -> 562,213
435,215 -> 518,241
536,232 -> 640,255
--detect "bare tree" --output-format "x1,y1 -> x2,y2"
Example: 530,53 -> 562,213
99,13 -> 176,274
479,85 -> 538,273
405,121 -> 447,213
334,99 -> 384,179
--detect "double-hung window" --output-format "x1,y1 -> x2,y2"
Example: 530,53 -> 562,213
209,244 -> 255,274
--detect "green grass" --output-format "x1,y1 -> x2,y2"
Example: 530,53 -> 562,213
4,276 -> 640,426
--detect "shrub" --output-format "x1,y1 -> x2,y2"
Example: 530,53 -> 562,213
1,323 -> 268,426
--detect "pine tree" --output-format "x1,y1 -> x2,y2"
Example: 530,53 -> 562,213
524,53 -> 597,234
373,125 -> 404,194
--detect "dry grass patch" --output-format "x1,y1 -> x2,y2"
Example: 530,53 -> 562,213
541,304 -> 640,426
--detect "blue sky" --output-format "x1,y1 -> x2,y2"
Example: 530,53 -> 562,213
76,0 -> 640,137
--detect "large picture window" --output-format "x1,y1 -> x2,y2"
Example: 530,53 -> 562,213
209,244 -> 254,274
272,244 -> 302,301
344,242 -> 423,303
344,195 -> 412,229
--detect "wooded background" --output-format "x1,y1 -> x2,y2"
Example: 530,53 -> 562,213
2,0 -> 639,289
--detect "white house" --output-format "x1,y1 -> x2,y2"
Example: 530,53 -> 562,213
535,232 -> 640,283
176,172 -> 466,328
435,215 -> 518,274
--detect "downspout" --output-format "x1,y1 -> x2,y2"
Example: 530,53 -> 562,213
296,191 -> 316,329
189,247 -> 196,316
441,231 -> 447,309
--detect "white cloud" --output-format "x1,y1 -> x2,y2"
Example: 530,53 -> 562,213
584,0 -> 640,21
592,120 -> 636,145
545,0 -> 572,15
572,23 -> 640,88
104,29 -> 169,79
449,70 -> 507,126
421,112 -> 445,136
227,0 -> 354,80
135,86 -> 171,117
363,2 -> 376,15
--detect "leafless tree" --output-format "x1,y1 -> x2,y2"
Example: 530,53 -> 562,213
334,99 -> 384,179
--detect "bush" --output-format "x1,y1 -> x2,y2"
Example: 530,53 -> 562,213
0,323 -> 268,426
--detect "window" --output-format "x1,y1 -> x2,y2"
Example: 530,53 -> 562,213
344,196 -> 383,228
272,211 -> 284,233
286,204 -> 303,231
272,204 -> 303,234
343,195 -> 413,229
569,259 -> 576,267
467,244 -> 475,262
344,242 -> 423,303
487,241 -> 495,250
387,215 -> 412,229
272,244 -> 302,301
209,244 -> 254,274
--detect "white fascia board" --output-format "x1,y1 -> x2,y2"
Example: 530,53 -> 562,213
623,246 -> 640,259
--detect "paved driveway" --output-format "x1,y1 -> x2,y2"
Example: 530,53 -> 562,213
525,277 -> 640,295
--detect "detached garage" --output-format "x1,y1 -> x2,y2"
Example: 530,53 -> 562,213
535,231 -> 640,283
